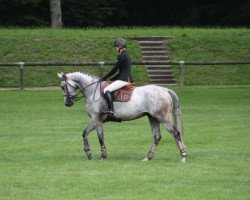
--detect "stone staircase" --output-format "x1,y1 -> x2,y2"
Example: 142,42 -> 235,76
133,36 -> 176,85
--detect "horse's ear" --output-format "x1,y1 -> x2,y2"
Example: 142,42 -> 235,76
57,72 -> 67,80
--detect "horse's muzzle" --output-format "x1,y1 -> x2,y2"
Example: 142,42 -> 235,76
65,97 -> 74,107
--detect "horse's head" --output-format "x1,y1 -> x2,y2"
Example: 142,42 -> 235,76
58,72 -> 79,107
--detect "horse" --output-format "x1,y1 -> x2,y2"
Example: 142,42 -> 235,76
58,72 -> 187,162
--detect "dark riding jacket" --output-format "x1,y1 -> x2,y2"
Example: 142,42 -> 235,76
102,50 -> 133,82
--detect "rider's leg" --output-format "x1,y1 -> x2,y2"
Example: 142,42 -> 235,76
104,90 -> 114,115
104,80 -> 129,93
103,80 -> 129,115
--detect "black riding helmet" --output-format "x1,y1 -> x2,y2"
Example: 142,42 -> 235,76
113,38 -> 126,48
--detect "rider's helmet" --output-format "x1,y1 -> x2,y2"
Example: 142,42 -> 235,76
113,38 -> 126,48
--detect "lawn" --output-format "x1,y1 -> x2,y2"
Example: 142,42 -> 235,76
0,86 -> 249,199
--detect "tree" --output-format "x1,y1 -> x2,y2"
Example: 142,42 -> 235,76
0,0 -> 249,27
50,0 -> 62,28
0,0 -> 50,26
61,0 -> 118,27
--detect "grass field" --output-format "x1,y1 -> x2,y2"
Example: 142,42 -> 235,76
0,86 -> 249,199
0,27 -> 250,87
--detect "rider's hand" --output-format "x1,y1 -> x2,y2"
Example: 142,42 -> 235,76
101,76 -> 107,81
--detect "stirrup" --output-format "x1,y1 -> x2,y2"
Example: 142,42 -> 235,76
103,109 -> 115,116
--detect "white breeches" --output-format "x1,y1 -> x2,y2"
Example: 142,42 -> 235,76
104,80 -> 129,93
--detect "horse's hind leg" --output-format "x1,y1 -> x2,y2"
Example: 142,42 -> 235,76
82,122 -> 96,160
143,115 -> 161,161
162,119 -> 187,163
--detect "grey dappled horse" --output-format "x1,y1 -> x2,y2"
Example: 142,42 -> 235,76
58,72 -> 187,162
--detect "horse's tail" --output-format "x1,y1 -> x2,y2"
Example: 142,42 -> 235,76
168,90 -> 184,140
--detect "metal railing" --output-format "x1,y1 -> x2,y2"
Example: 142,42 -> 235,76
1,60 -> 250,89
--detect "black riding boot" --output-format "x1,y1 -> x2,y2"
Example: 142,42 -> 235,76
104,91 -> 115,116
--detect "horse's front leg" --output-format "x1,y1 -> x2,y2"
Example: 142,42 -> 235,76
82,122 -> 96,160
93,118 -> 107,160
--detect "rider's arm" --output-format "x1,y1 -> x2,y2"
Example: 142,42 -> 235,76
101,65 -> 118,81
101,54 -> 124,81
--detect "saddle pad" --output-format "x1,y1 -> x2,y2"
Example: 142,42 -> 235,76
102,81 -> 135,102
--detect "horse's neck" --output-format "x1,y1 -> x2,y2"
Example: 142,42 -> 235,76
69,72 -> 98,90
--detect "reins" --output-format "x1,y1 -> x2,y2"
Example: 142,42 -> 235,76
64,78 -> 102,102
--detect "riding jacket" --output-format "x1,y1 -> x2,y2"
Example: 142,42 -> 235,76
102,50 -> 133,82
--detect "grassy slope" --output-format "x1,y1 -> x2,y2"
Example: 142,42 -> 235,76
0,27 -> 250,87
0,87 -> 249,199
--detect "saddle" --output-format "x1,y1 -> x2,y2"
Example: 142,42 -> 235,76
102,81 -> 135,102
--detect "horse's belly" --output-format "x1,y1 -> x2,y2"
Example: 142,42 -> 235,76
114,100 -> 147,120
115,111 -> 146,121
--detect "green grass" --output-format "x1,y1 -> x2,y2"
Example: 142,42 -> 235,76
0,27 -> 250,87
0,86 -> 249,199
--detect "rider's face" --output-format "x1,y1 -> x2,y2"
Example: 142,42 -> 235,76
115,46 -> 119,52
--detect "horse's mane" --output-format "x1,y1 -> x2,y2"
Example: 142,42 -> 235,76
68,71 -> 100,81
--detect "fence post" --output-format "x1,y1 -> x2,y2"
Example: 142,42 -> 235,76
98,61 -> 105,78
179,61 -> 185,89
19,62 -> 25,90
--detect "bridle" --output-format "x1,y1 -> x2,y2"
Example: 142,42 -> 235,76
63,80 -> 83,102
63,78 -> 101,102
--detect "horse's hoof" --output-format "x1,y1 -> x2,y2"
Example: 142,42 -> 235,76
181,157 -> 186,163
142,157 -> 149,161
100,157 -> 106,161
86,151 -> 93,160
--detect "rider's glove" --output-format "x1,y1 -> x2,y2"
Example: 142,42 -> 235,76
101,75 -> 108,81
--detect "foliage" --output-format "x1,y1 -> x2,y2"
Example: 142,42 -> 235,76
0,87 -> 249,199
0,0 -> 249,27
61,0 -> 117,27
0,0 -> 50,26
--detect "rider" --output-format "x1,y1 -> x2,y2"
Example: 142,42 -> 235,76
101,38 -> 133,115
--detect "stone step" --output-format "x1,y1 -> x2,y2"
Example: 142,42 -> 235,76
133,36 -> 172,41
147,70 -> 173,75
150,79 -> 176,84
138,41 -> 165,46
142,56 -> 169,61
141,51 -> 168,56
146,65 -> 172,70
140,46 -> 166,51
148,74 -> 174,79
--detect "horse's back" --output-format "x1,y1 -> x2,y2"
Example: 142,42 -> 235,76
135,84 -> 171,96
132,84 -> 173,105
